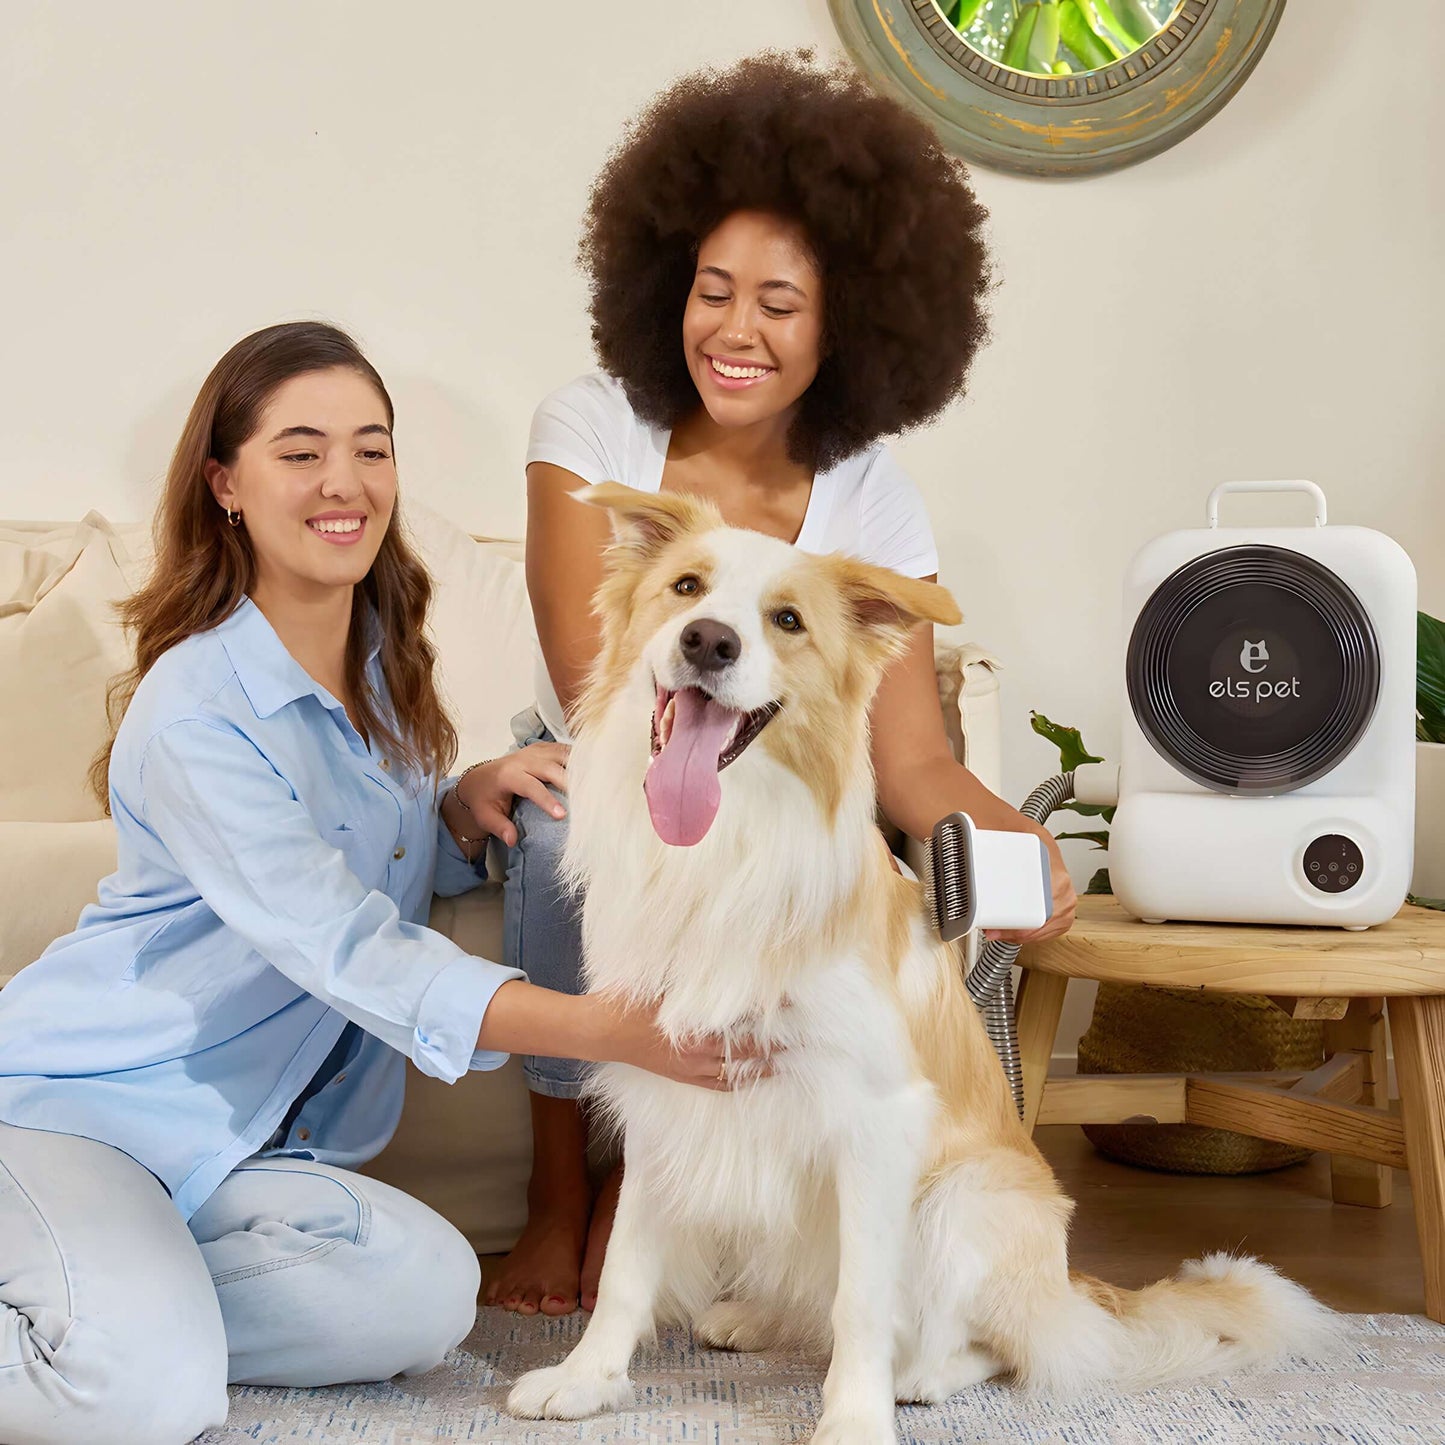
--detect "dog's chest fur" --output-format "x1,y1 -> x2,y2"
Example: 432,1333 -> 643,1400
566,655 -> 937,1252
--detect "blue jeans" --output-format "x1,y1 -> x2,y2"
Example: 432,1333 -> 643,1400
0,1121 -> 480,1445
502,708 -> 591,1099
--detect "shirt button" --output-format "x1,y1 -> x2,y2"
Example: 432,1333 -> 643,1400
296,1127 -> 311,1142
393,846 -> 406,860
380,758 -> 390,771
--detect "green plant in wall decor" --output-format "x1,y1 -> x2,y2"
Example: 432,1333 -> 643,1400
829,0 -> 1287,176
1030,710 -> 1114,894
944,0 -> 1176,76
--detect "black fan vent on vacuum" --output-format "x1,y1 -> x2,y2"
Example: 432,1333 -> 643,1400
1127,545 -> 1380,793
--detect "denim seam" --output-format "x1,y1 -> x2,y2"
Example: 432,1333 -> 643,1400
510,820 -> 587,1097
219,1163 -> 373,1250
521,1068 -> 588,1100
0,1151 -> 74,1323
209,1235 -> 344,1287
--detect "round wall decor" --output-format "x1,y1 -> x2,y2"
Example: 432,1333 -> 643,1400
828,0 -> 1286,176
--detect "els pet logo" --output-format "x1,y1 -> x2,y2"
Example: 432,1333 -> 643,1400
1212,639 -> 1301,702
1239,640 -> 1269,673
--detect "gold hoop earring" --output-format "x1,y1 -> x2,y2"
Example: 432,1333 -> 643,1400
226,509 -> 242,528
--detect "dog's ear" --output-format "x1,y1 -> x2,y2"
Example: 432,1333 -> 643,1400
574,482 -> 720,563
829,557 -> 963,636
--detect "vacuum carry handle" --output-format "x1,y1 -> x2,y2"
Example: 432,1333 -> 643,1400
1206,480 -> 1327,529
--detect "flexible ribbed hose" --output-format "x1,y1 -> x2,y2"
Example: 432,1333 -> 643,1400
963,771 -> 1076,1118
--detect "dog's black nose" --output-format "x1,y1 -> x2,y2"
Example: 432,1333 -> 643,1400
680,618 -> 741,673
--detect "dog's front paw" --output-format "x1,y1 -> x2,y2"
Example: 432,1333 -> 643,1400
695,1300 -> 782,1352
894,1345 -> 1000,1404
506,1364 -> 633,1420
811,1404 -> 898,1445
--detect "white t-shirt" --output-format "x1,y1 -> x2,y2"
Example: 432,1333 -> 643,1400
525,372 -> 939,741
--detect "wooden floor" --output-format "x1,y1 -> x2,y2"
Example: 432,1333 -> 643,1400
1038,1123 -> 1426,1316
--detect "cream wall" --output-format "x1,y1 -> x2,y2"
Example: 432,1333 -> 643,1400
4,2 -> 1441,1055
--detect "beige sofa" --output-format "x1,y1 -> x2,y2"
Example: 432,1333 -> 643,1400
0,502 -> 1002,1252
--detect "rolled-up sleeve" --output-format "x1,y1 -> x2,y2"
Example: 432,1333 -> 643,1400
140,720 -> 523,1082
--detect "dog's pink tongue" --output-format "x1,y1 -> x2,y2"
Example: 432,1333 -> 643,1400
645,688 -> 739,846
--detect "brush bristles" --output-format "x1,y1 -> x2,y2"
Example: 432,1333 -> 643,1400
928,815 -> 972,942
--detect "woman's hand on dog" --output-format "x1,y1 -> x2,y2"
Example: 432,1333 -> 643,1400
983,824 -> 1077,947
454,742 -> 570,849
590,995 -> 775,1091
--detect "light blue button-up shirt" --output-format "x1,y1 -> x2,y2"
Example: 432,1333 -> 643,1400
0,597 -> 524,1219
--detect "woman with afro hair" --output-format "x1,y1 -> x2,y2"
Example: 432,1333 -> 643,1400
486,52 -> 1078,1319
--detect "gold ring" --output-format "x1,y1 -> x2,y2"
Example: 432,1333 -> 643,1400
717,1061 -> 728,1085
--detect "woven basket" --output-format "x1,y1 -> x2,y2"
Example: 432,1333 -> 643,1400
1077,984 -> 1324,1175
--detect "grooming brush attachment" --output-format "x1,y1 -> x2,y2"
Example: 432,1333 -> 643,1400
926,811 -> 1052,943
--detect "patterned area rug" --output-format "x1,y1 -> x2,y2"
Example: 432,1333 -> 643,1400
195,1308 -> 1445,1444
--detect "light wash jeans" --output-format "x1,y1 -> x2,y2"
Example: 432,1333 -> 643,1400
0,1121 -> 480,1445
502,707 -> 591,1099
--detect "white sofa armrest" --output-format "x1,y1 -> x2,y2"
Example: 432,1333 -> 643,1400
900,635 -> 1002,876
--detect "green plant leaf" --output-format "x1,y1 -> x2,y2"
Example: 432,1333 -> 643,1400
1408,893 -> 1445,912
1086,867 -> 1113,895
1071,0 -> 1123,55
1030,710 -> 1104,773
952,0 -> 986,31
1056,830 -> 1110,850
1026,0 -> 1061,72
1113,0 -> 1160,47
1092,0 -> 1145,50
1420,612 -> 1445,701
1001,4 -> 1040,70
1057,800 -> 1116,823
1058,0 -> 1118,69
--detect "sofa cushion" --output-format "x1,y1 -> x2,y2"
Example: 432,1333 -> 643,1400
398,502 -> 538,765
0,516 -> 149,822
0,820 -> 120,983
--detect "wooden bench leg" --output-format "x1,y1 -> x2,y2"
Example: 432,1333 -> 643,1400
1323,996 -> 1392,1208
1015,967 -> 1069,1135
1389,994 -> 1445,1325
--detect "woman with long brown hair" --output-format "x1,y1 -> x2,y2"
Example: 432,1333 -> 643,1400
0,322 -> 758,1445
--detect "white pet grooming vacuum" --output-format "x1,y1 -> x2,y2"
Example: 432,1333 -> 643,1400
928,481 -> 1418,1116
1076,481 -> 1417,929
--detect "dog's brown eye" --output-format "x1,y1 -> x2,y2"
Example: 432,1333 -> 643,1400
774,608 -> 804,633
674,575 -> 700,596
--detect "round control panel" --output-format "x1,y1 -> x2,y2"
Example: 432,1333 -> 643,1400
1302,834 -> 1364,893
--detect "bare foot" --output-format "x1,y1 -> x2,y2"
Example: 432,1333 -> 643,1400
579,1159 -> 622,1312
485,1197 -> 588,1316
484,1093 -> 590,1316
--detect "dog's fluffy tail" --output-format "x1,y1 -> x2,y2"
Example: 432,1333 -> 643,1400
1007,1251 -> 1340,1396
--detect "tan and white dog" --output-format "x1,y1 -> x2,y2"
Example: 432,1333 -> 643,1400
507,484 -> 1334,1444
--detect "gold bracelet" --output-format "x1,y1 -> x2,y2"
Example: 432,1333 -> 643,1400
448,761 -> 493,856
